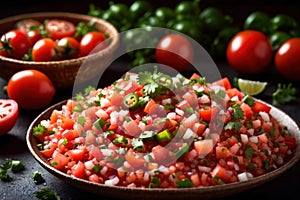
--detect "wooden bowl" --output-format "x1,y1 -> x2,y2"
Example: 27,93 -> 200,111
26,99 -> 300,200
0,12 -> 119,90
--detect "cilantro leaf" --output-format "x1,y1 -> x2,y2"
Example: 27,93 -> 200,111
272,83 -> 297,106
35,188 -> 60,200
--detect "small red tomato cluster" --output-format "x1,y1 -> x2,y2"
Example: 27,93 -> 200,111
0,18 -> 108,62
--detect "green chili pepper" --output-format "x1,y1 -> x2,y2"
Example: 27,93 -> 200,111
123,93 -> 139,109
210,27 -> 240,59
269,31 -> 291,51
157,129 -> 172,143
244,11 -> 271,34
199,7 -> 231,36
129,0 -> 153,20
155,7 -> 174,22
171,20 -> 204,42
175,0 -> 200,16
271,14 -> 299,32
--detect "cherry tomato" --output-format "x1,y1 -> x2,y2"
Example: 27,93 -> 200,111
0,99 -> 19,135
46,19 -> 76,40
57,37 -> 80,59
155,33 -> 194,72
16,19 -> 41,33
79,31 -> 107,56
226,30 -> 273,74
0,42 -> 8,57
16,19 -> 42,46
0,30 -> 31,59
32,38 -> 60,61
274,38 -> 300,81
7,69 -> 56,110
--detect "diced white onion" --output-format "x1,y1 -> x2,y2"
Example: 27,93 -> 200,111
101,149 -> 114,156
198,94 -> 210,104
166,112 -> 177,120
105,176 -> 119,186
259,111 -> 270,122
162,98 -> 172,105
100,166 -> 108,175
175,108 -> 184,116
158,165 -> 170,175
183,128 -> 194,140
247,128 -> 254,135
198,166 -> 212,173
249,136 -> 258,143
237,172 -> 248,182
240,134 -> 248,144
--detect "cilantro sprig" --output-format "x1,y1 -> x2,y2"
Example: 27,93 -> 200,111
137,68 -> 173,98
272,83 -> 297,106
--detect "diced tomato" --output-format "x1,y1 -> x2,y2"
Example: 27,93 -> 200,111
72,161 -> 85,179
89,174 -> 101,183
89,145 -> 104,161
226,88 -> 244,100
211,164 -> 231,182
61,116 -> 75,130
252,101 -> 271,113
211,77 -> 232,90
192,123 -> 206,136
40,143 -> 57,158
216,146 -> 232,159
50,152 -> 69,170
152,145 -> 172,163
125,149 -> 145,168
144,99 -> 156,114
240,102 -> 253,119
194,139 -> 214,157
123,120 -> 141,137
111,91 -> 124,106
189,73 -> 201,80
68,149 -> 86,161
199,106 -> 218,122
284,136 -> 297,149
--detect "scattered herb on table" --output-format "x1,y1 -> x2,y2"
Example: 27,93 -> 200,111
272,83 -> 297,106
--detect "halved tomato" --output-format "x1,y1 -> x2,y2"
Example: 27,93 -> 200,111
0,99 -> 19,135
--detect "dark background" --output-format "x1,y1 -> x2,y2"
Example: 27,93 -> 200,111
0,1 -> 300,200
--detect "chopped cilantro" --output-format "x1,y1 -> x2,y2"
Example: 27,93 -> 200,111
245,145 -> 255,158
242,95 -> 255,106
33,124 -> 47,136
176,178 -> 193,188
77,116 -> 86,126
35,188 -> 60,200
32,171 -> 45,185
232,104 -> 244,119
272,83 -> 297,106
92,164 -> 100,173
224,121 -> 242,131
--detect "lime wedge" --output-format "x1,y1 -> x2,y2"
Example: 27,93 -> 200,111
237,78 -> 268,96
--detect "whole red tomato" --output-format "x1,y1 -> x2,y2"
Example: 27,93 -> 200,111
46,19 -> 76,40
226,30 -> 273,74
79,31 -> 107,56
0,99 -> 19,135
155,34 -> 194,72
32,38 -> 60,61
58,37 -> 80,59
275,38 -> 300,81
7,69 -> 56,110
0,30 -> 31,59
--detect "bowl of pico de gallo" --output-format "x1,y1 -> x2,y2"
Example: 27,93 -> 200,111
26,68 -> 300,199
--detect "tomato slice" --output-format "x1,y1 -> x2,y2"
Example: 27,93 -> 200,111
0,99 -> 19,135
46,19 -> 76,40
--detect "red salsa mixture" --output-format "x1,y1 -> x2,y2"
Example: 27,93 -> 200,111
33,69 -> 297,188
